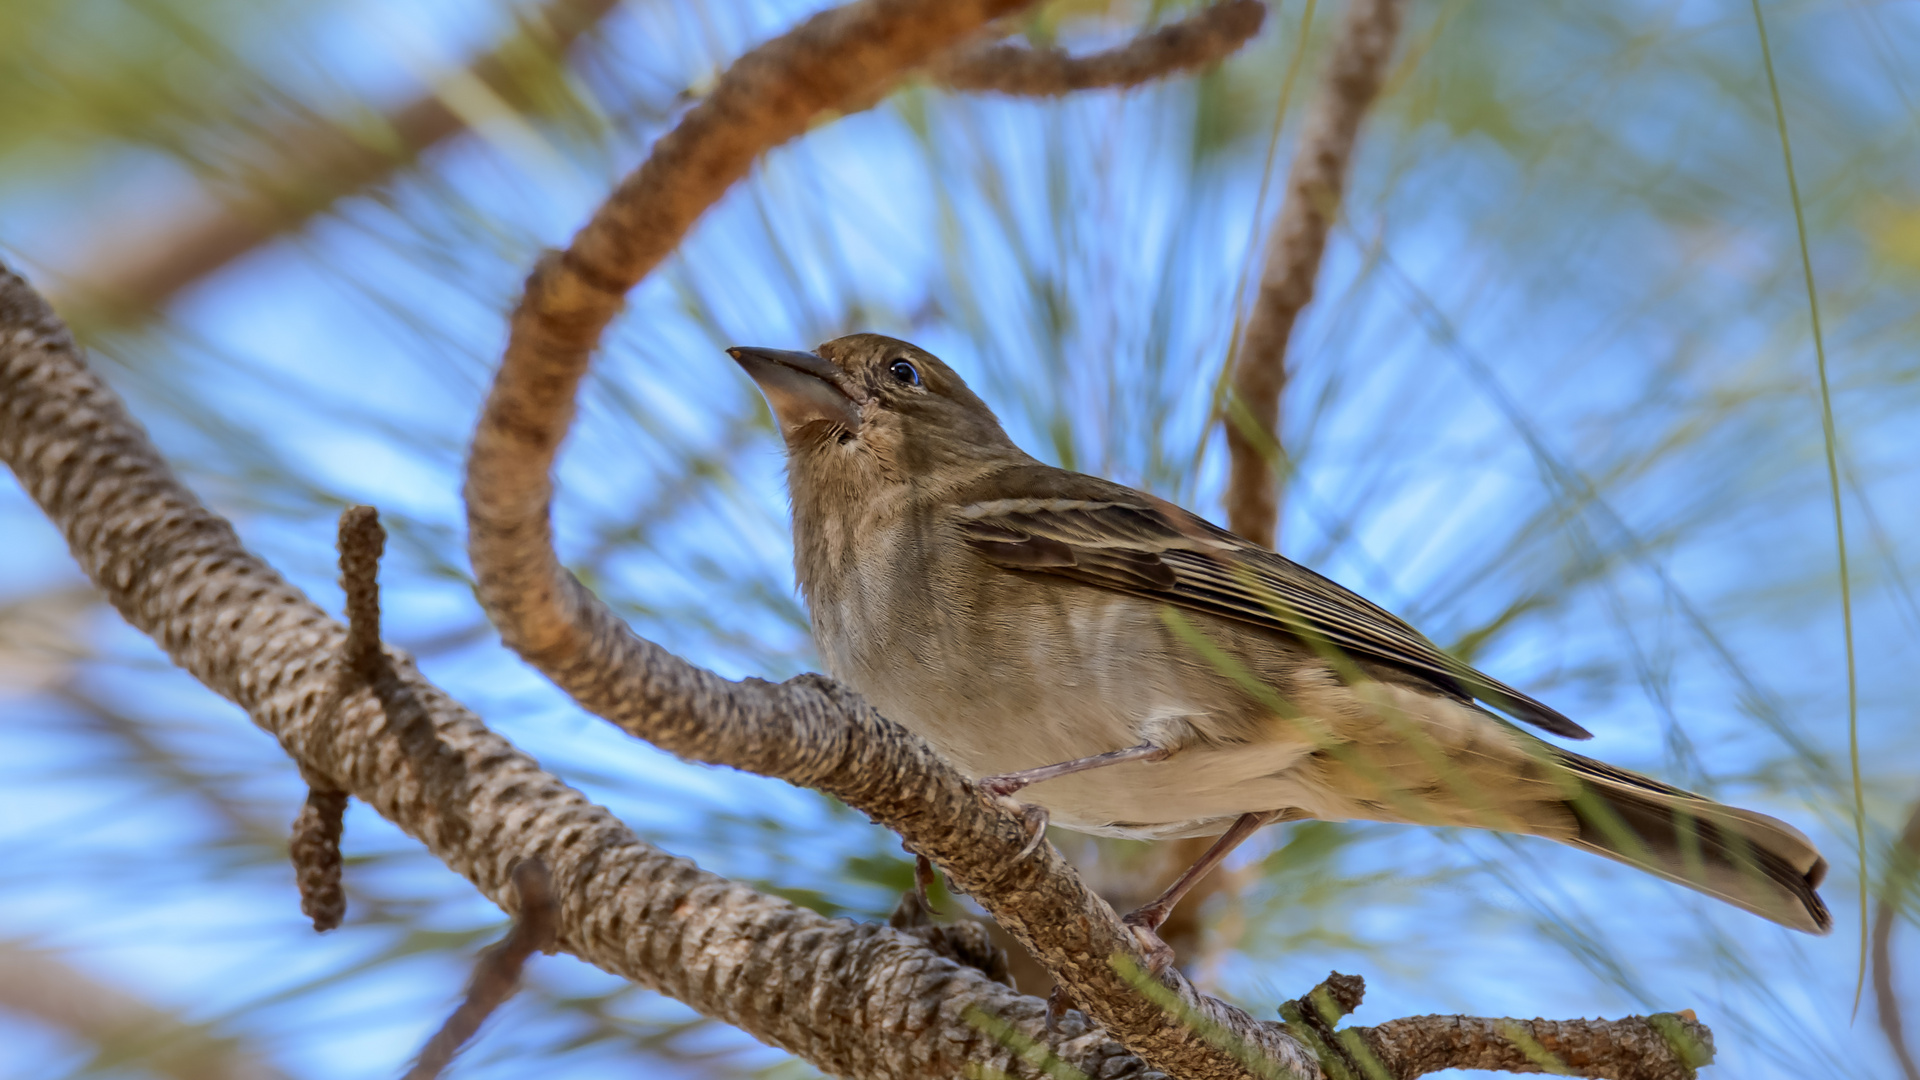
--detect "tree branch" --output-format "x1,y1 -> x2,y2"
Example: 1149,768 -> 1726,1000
460,1 -> 1713,1079
405,856 -> 559,1080
6,2 -> 1719,1076
290,505 -> 394,932
0,261 -> 1162,1080
1353,1013 -> 1711,1080
59,0 -> 621,321
1222,0 -> 1404,547
931,0 -> 1265,96
462,1 -> 1322,1076
290,786 -> 348,931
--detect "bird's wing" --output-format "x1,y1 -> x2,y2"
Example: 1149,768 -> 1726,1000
955,488 -> 1591,740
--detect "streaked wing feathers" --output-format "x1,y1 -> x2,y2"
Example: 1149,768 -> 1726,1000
956,497 -> 1590,740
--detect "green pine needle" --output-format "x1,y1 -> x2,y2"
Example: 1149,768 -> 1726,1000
1748,0 -> 1866,1015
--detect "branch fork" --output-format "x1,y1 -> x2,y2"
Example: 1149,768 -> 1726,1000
0,1 -> 1723,1078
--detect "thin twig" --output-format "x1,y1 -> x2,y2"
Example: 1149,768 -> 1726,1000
1746,0 -> 1866,1013
290,786 -> 348,932
1876,799 -> 1920,1080
404,857 -> 558,1080
932,0 -> 1265,96
1222,0 -> 1404,548
287,505 -> 390,931
337,505 -> 387,681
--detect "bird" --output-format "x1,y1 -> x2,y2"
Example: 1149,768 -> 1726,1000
725,332 -> 1832,968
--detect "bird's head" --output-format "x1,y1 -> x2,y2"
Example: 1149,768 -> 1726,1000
727,333 -> 1021,496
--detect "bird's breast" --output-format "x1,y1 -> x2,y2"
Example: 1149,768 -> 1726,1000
803,526 -> 1324,835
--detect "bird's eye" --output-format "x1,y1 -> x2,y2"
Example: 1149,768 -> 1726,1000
887,359 -> 920,386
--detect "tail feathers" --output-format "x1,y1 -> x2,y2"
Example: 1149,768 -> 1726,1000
1555,751 -> 1831,935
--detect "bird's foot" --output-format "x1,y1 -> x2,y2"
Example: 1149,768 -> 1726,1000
1005,800 -> 1049,859
1121,907 -> 1177,977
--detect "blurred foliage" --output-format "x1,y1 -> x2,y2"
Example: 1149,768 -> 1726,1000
1,0 -> 1917,1078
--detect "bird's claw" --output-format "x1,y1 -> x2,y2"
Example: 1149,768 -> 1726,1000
993,796 -> 1049,859
1121,912 -> 1177,977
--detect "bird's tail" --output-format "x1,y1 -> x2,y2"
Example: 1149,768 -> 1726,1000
1552,750 -> 1831,934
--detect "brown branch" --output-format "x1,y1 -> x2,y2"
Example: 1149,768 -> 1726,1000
0,941 -> 292,1080
1274,972 -> 1712,1080
405,857 -> 559,1080
338,505 -> 387,679
932,0 -> 1265,96
3,249 -> 1163,1080
4,194 -> 1715,1080
5,6 -> 1717,1078
460,2 -> 1714,1079
59,0 -> 620,321
289,505 -> 393,931
1877,798 -> 1920,1080
290,786 -> 348,932
1353,1012 -> 1712,1080
1222,0 -> 1405,547
460,0 -> 1320,1075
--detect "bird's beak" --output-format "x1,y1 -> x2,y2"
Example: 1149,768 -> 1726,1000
727,347 -> 862,437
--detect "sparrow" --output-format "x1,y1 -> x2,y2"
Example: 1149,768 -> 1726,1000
727,333 -> 1831,965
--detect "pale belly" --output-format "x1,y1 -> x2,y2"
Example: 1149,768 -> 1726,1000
813,576 -> 1332,839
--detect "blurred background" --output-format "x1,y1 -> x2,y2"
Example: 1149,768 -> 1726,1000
1,0 -> 1916,1076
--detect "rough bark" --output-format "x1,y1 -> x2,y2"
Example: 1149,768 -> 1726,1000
0,263 -> 1163,1080
1353,1014 -> 1710,1080
462,0 -> 1320,1075
1222,0 -> 1405,547
458,0 -> 1712,1076
5,1 -> 1721,1076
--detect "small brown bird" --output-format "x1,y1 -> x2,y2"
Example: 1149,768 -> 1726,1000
728,333 -> 1831,965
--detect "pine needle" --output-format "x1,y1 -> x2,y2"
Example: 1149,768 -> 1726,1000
1748,0 -> 1866,1015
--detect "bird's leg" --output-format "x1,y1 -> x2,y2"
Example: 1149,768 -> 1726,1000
890,852 -> 942,928
1122,810 -> 1281,974
980,743 -> 1175,860
1044,984 -> 1079,1033
978,741 -> 1173,798
913,852 -> 939,912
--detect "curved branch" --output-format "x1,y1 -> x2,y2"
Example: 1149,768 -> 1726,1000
4,2 -> 1720,1077
462,3 -> 1320,1078
0,263 -> 1160,1080
1223,0 -> 1404,547
932,0 -> 1265,96
460,2 -> 1716,1080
